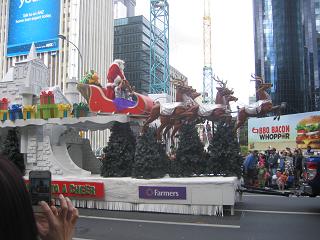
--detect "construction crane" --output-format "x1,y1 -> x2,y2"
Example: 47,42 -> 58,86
149,0 -> 170,94
203,0 -> 214,103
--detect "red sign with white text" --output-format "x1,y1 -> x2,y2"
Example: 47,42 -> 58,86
25,180 -> 105,199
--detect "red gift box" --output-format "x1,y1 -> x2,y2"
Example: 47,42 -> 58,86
47,91 -> 55,104
0,98 -> 9,110
40,91 -> 55,105
40,91 -> 48,104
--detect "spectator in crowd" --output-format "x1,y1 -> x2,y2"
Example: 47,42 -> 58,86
267,148 -> 279,175
284,150 -> 294,174
305,145 -> 314,156
286,147 -> 292,156
257,153 -> 267,188
243,150 -> 258,186
276,170 -> 288,191
0,155 -> 79,240
293,149 -> 303,187
278,151 -> 286,172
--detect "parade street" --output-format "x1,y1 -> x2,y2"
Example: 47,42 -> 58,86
73,194 -> 320,240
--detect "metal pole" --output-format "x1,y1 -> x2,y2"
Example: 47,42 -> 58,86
58,34 -> 83,67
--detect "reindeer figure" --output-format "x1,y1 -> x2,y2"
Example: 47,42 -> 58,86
235,74 -> 286,130
198,76 -> 235,122
141,80 -> 199,141
162,89 -> 201,144
165,76 -> 237,145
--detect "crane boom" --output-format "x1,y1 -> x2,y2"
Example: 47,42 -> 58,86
203,0 -> 214,103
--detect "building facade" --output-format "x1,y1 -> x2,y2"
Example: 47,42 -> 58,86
0,0 -> 115,150
113,0 -> 136,19
114,15 -> 187,98
253,0 -> 320,114
114,15 -> 153,94
0,0 -> 114,89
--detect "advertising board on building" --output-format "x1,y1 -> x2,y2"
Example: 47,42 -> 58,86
7,0 -> 61,57
248,111 -> 320,151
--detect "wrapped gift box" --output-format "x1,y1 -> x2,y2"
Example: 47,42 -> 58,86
40,90 -> 55,104
9,104 -> 23,121
37,104 -> 58,120
0,98 -> 9,110
73,102 -> 89,118
57,104 -> 72,118
80,70 -> 95,84
22,105 -> 36,119
0,110 -> 8,121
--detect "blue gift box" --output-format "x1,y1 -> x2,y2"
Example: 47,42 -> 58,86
9,104 -> 23,121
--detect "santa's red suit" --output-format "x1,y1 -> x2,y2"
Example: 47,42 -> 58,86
105,62 -> 126,99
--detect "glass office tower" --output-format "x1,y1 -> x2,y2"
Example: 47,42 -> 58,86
253,0 -> 320,114
114,16 -> 155,94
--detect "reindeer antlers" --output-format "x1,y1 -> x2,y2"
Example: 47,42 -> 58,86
250,73 -> 264,83
212,75 -> 228,88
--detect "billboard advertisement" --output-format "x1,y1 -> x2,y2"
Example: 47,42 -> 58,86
7,0 -> 61,57
248,111 -> 320,151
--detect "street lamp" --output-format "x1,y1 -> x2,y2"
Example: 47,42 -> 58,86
58,34 -> 83,65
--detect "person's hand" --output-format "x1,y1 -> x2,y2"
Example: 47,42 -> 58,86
36,194 -> 79,240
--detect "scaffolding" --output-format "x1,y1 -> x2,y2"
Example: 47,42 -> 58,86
149,0 -> 169,94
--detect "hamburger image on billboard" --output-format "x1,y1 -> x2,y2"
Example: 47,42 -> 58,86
296,115 -> 320,149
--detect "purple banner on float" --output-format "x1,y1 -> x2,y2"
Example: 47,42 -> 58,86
139,186 -> 186,200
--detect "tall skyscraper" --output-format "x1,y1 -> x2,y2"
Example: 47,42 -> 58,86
114,16 -> 151,94
253,0 -> 320,114
0,0 -> 115,151
0,0 -> 114,90
113,15 -> 187,99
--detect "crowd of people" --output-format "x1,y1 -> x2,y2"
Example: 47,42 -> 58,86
243,146 -> 315,190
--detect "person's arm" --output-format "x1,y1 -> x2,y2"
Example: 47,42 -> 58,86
36,194 -> 79,240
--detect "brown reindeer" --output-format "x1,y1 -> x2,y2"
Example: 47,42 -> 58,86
164,77 -> 237,145
235,75 -> 286,130
199,76 -> 236,123
141,81 -> 199,140
162,90 -> 202,144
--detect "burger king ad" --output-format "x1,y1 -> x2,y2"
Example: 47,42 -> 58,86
248,111 -> 320,151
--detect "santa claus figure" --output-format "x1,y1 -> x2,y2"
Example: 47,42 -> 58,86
106,59 -> 126,100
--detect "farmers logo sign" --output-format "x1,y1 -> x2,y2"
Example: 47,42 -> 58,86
139,186 -> 186,200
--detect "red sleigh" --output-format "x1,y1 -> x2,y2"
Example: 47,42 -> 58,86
77,83 -> 154,115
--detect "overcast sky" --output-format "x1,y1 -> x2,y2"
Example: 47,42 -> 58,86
134,0 -> 255,107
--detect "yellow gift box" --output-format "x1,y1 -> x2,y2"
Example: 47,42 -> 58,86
0,110 -> 8,121
22,105 -> 36,119
57,104 -> 72,118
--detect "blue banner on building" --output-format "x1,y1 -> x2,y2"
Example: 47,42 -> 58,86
7,0 -> 61,57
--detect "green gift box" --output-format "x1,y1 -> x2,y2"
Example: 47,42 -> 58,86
37,104 -> 58,120
73,102 -> 89,118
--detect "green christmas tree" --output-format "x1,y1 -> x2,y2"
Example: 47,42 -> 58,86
101,122 -> 136,177
132,128 -> 167,179
207,121 -> 243,177
174,123 -> 205,177
2,128 -> 25,174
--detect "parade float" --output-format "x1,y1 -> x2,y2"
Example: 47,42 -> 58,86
0,46 -> 244,216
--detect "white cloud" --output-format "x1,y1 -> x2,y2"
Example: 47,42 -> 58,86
135,0 -> 255,107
